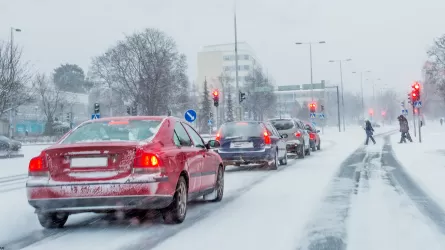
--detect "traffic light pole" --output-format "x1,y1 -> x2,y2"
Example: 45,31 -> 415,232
418,107 -> 422,143
412,105 -> 416,137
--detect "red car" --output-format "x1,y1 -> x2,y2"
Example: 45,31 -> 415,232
26,116 -> 224,228
304,122 -> 321,151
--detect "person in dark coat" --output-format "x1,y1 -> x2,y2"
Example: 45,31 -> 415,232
397,115 -> 412,143
364,120 -> 376,145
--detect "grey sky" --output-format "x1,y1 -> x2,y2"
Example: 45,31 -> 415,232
1,0 -> 444,98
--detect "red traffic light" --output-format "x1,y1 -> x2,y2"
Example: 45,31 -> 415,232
369,108 -> 374,115
381,111 -> 386,116
212,90 -> 219,97
308,102 -> 316,108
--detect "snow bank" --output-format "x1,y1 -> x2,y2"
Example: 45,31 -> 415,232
391,123 -> 445,211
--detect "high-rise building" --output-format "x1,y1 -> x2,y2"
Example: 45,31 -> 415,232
196,42 -> 262,91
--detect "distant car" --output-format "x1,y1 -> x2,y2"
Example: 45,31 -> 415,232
269,118 -> 311,158
0,135 -> 21,151
26,116 -> 224,228
215,121 -> 287,170
304,122 -> 321,151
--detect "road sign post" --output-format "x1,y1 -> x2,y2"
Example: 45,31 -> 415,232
91,113 -> 100,120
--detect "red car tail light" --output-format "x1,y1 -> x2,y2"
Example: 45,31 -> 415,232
295,132 -> 301,137
309,133 -> 315,140
264,131 -> 271,144
216,133 -> 221,141
29,152 -> 49,176
133,149 -> 162,173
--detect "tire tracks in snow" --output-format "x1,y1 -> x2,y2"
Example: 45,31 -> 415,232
0,174 -> 27,194
2,140 -> 337,250
296,131 -> 395,250
381,135 -> 445,235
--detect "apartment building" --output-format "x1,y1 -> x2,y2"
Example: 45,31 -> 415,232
196,42 -> 263,91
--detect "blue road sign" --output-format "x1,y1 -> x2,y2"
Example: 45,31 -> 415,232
402,109 -> 408,115
414,101 -> 422,108
91,113 -> 100,120
319,113 -> 325,119
208,119 -> 212,126
184,109 -> 197,122
310,113 -> 316,118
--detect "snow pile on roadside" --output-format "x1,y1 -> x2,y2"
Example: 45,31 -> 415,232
391,123 -> 445,211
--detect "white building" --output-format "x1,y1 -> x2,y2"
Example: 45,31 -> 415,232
196,42 -> 263,91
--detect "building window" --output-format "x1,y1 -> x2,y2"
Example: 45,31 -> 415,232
243,65 -> 250,70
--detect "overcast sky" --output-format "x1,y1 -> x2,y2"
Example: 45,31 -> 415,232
1,0 -> 444,98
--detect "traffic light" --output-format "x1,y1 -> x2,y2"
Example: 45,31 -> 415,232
131,105 -> 137,116
126,106 -> 131,115
239,91 -> 246,103
407,93 -> 412,104
308,102 -> 316,113
94,103 -> 100,114
381,110 -> 386,116
212,90 -> 219,107
411,82 -> 420,102
369,108 -> 374,116
66,112 -> 71,122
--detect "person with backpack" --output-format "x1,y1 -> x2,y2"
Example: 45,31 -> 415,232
364,120 -> 376,145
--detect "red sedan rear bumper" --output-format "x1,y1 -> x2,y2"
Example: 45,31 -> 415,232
27,177 -> 173,213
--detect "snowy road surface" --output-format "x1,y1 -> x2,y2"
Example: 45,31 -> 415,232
3,125 -> 445,250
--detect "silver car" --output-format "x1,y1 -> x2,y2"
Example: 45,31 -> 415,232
269,118 -> 311,158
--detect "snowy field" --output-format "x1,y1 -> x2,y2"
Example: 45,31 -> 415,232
6,124 -> 435,250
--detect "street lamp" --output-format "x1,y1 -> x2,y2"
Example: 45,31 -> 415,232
352,70 -> 371,118
295,41 -> 326,101
8,27 -> 21,138
329,58 -> 352,132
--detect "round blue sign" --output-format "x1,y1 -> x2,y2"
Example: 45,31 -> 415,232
184,109 -> 197,122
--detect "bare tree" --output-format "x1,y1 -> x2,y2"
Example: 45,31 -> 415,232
0,41 -> 34,118
243,66 -> 277,120
426,35 -> 445,104
90,28 -> 190,116
34,74 -> 65,135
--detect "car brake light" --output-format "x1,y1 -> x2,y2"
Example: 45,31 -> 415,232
29,152 -> 48,176
295,132 -> 301,137
216,133 -> 221,141
264,131 -> 271,144
310,133 -> 315,140
133,149 -> 161,172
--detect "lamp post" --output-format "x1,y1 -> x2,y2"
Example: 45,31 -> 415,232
352,70 -> 371,118
295,41 -> 326,101
9,27 -> 21,138
329,58 -> 352,132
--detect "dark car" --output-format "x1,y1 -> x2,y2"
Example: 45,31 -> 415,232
215,121 -> 287,170
0,135 -> 22,151
27,116 -> 224,228
304,122 -> 321,151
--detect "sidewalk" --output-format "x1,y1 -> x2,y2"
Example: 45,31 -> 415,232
390,122 -> 445,211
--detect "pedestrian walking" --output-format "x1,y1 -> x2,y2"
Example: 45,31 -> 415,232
397,115 -> 412,143
364,120 -> 376,145
440,118 -> 443,126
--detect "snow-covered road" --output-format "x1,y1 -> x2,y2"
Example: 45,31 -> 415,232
5,125 -> 445,250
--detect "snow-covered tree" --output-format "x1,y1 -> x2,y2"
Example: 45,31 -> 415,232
198,79 -> 211,132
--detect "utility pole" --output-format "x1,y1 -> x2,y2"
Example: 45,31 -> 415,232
234,5 -> 240,121
325,85 -> 341,133
295,41 -> 326,101
339,61 -> 345,131
9,27 -> 21,138
329,58 -> 351,132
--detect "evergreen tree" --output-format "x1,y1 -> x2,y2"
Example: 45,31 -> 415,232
226,86 -> 234,122
198,78 -> 212,132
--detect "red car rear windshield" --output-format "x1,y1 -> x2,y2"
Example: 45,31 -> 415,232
61,119 -> 162,144
219,122 -> 264,138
